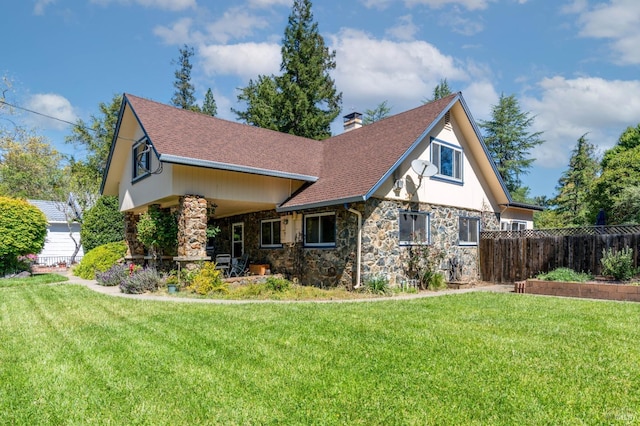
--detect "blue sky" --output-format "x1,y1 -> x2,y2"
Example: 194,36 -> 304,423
2,0 -> 639,200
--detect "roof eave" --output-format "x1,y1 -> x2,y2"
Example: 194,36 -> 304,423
160,154 -> 319,182
276,195 -> 366,213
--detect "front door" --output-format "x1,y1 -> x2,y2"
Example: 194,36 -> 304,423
232,222 -> 244,258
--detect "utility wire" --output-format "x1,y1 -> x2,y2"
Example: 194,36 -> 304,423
0,99 -> 85,129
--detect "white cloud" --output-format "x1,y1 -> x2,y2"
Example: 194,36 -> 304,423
460,80 -> 498,121
25,94 -> 78,131
386,15 -> 419,41
205,8 -> 270,43
34,0 -> 55,15
153,18 -> 198,45
247,0 -> 292,7
330,29 -> 468,111
522,76 -> 640,168
90,0 -> 196,12
199,42 -> 281,79
569,0 -> 640,65
404,0 -> 494,10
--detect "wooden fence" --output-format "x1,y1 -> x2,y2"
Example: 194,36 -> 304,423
479,226 -> 640,283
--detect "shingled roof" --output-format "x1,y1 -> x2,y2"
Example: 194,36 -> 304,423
113,92 -> 465,210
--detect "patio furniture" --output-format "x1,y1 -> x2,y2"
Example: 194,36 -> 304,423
214,254 -> 232,277
229,253 -> 249,277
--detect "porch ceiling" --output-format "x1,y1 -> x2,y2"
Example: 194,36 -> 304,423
133,195 -> 276,219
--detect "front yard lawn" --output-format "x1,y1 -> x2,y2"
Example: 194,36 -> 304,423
1,283 -> 639,424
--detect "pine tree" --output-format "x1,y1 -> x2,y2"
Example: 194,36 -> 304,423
424,78 -> 452,103
202,88 -> 217,116
479,93 -> 544,193
363,100 -> 391,124
234,0 -> 342,140
553,134 -> 599,226
171,45 -> 199,112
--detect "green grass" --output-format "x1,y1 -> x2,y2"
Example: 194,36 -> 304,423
0,273 -> 68,288
2,284 -> 640,425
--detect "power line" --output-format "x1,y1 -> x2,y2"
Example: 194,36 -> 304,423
0,99 -> 85,129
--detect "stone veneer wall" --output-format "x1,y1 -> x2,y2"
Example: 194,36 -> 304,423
176,195 -> 209,259
124,212 -> 145,259
210,197 -> 499,288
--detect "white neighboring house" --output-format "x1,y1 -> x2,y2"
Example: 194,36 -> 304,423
28,199 -> 84,265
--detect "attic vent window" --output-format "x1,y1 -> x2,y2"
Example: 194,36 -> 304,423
444,111 -> 452,130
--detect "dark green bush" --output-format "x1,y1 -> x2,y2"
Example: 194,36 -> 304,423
265,276 -> 292,292
0,197 -> 47,275
81,196 -> 124,252
537,267 -> 593,283
74,241 -> 127,280
601,247 -> 636,281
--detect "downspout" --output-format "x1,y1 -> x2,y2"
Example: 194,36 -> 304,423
347,207 -> 362,289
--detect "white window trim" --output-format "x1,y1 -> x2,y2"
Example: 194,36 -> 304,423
304,212 -> 336,247
260,218 -> 283,248
459,216 -> 480,246
431,138 -> 463,184
132,138 -> 151,182
501,220 -> 527,231
399,211 -> 430,246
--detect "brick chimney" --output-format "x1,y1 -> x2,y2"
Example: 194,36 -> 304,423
343,112 -> 363,132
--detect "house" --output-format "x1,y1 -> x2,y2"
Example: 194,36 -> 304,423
101,92 -> 540,287
28,199 -> 83,265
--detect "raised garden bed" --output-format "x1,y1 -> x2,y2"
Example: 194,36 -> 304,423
521,279 -> 640,302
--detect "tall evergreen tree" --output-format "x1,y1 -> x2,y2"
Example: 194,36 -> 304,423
479,93 -> 544,193
202,88 -> 217,116
553,134 -> 599,226
363,100 -> 391,125
234,0 -> 342,140
424,78 -> 452,103
171,45 -> 199,112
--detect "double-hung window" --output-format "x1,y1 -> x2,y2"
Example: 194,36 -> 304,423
132,138 -> 151,181
261,219 -> 282,248
399,211 -> 430,245
431,138 -> 463,183
459,217 -> 479,245
304,212 -> 336,247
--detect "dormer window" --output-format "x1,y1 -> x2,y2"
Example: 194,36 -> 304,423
132,138 -> 151,181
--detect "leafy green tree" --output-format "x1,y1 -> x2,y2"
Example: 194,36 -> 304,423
171,45 -> 199,112
590,125 -> 640,224
80,195 -> 124,252
0,128 -> 65,199
0,196 -> 47,274
202,88 -> 217,116
363,100 -> 392,124
610,186 -> 640,224
424,78 -> 452,103
234,0 -> 342,140
479,93 -> 544,193
65,93 -> 122,196
553,134 -> 599,226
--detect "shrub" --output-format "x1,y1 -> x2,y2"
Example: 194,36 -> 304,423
601,247 -> 636,281
0,197 -> 47,275
264,276 -> 292,292
537,267 -> 593,283
136,205 -> 178,257
187,262 -> 228,295
120,267 -> 162,294
74,241 -> 127,280
81,196 -> 125,252
364,275 -> 389,295
427,272 -> 447,291
96,263 -> 130,287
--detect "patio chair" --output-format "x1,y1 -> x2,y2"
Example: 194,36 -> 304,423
229,253 -> 249,277
214,254 -> 232,277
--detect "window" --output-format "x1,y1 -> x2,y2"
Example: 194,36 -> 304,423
261,219 -> 282,248
304,212 -> 336,247
133,139 -> 151,180
431,139 -> 463,182
459,217 -> 479,245
232,222 -> 244,258
501,220 -> 526,231
399,211 -> 430,245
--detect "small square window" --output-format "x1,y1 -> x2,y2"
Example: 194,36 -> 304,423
304,213 -> 336,247
261,219 -> 282,248
399,211 -> 430,245
459,217 -> 479,245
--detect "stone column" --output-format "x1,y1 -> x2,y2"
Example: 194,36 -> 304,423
124,212 -> 145,262
176,195 -> 209,260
